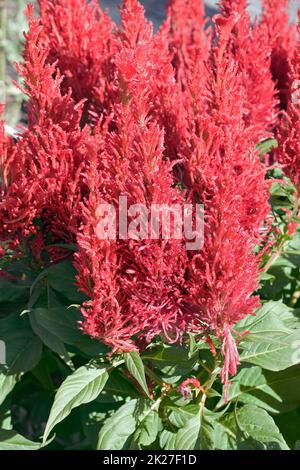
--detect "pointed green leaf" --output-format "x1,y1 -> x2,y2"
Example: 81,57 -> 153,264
43,362 -> 109,443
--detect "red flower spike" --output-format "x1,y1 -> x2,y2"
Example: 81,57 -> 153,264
261,0 -> 297,110
179,378 -> 204,400
277,13 -> 300,188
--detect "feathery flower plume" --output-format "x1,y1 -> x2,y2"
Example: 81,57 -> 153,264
0,0 -> 276,401
0,7 -> 92,258
116,0 -> 189,165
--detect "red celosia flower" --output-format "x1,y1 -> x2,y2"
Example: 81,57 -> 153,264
162,0 -> 210,91
0,105 -> 13,192
0,8 -> 95,258
179,378 -> 204,399
75,0 -> 190,351
287,221 -> 298,236
116,0 -> 189,166
37,0 -> 117,122
0,0 -> 278,400
181,13 -> 270,394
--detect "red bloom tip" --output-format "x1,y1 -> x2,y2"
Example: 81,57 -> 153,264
179,378 -> 204,400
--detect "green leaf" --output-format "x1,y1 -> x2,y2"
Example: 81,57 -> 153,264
168,404 -> 200,428
0,399 -> 13,431
198,419 -> 215,450
0,430 -> 41,450
0,313 -> 43,374
97,399 -> 139,450
269,181 -> 294,199
30,307 -> 108,356
217,364 -> 300,414
210,420 -> 237,450
259,272 -> 275,284
104,369 -> 141,398
81,401 -> 120,448
29,307 -> 82,345
43,362 -> 109,443
236,301 -> 300,370
29,310 -> 69,360
234,405 -> 289,450
0,278 -> 30,303
0,373 -> 17,406
275,409 -> 300,449
125,351 -> 150,398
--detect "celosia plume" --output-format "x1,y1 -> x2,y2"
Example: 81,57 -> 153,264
181,12 -> 270,394
162,0 -> 210,91
37,0 -> 116,122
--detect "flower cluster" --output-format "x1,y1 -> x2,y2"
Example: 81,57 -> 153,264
261,0 -> 297,111
1,0 -> 299,396
36,0 -> 117,122
277,12 -> 300,188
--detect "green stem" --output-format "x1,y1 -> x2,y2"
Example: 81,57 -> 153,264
264,189 -> 300,273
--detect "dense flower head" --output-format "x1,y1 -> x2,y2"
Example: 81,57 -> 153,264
75,0 -> 190,351
178,12 -> 271,392
261,0 -> 297,110
277,12 -> 300,188
0,106 -> 14,193
0,8 -> 94,258
162,0 -> 210,91
213,0 -> 278,141
2,0 -> 298,397
115,0 -> 189,166
37,0 -> 117,122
